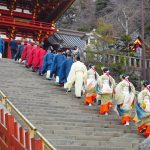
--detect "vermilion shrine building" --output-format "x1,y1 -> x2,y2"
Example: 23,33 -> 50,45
0,0 -> 75,58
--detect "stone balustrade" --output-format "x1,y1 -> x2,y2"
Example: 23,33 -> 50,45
95,54 -> 150,69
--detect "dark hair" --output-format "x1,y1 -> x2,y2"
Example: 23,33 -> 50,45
67,53 -> 72,57
121,74 -> 132,92
76,56 -> 80,61
88,64 -> 94,69
121,74 -> 129,79
103,68 -> 109,73
57,49 -> 62,53
143,81 -> 149,87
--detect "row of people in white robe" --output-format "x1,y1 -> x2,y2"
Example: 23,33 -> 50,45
65,59 -> 150,136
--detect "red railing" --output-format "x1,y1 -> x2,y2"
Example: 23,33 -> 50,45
0,90 -> 56,150
0,109 -> 43,150
0,15 -> 56,32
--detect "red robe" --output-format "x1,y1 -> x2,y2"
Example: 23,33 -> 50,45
27,46 -> 38,67
21,44 -> 32,61
38,48 -> 46,69
21,45 -> 27,61
32,47 -> 40,68
26,44 -> 33,61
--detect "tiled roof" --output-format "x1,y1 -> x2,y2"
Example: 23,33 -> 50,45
48,28 -> 88,49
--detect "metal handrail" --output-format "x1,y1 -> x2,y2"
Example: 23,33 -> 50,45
0,90 -> 56,150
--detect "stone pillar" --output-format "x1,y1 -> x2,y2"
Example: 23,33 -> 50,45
139,59 -> 142,68
113,55 -> 116,64
134,58 -> 137,68
129,57 -> 132,67
124,57 -> 127,66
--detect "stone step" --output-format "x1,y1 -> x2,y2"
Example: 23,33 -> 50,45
36,123 -> 136,130
36,125 -> 137,133
25,116 -> 133,127
45,133 -> 143,142
56,145 -> 126,150
13,103 -> 99,112
21,112 -> 121,121
0,59 -> 145,150
30,119 -> 135,130
41,129 -> 123,137
45,134 -> 110,141
49,139 -> 137,148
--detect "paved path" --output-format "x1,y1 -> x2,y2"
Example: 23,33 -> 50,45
0,59 -> 144,150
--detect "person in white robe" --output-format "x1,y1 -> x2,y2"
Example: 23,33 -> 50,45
115,74 -> 135,126
65,56 -> 87,98
135,81 -> 150,137
97,68 -> 116,115
84,64 -> 99,106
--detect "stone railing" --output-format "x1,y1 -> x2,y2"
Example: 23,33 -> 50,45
94,54 -> 150,69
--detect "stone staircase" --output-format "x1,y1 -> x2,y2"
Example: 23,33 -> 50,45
0,59 -> 144,150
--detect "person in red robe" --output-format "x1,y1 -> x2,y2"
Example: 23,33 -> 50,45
25,41 -> 33,67
32,44 -> 40,72
21,43 -> 27,62
21,40 -> 32,64
38,46 -> 46,75
27,42 -> 38,68
32,42 -> 45,72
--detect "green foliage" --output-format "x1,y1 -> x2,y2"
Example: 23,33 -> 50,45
95,63 -> 103,75
86,46 -> 95,62
95,18 -> 115,44
119,34 -> 132,53
121,35 -> 132,46
110,56 -> 126,82
128,72 -> 141,91
96,18 -> 113,36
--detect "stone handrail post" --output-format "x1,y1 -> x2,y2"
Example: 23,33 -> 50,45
129,57 -> 132,67
134,58 -> 137,67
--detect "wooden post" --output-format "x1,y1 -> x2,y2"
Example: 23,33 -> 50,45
20,127 -> 25,146
5,114 -> 15,150
0,109 -> 5,144
14,122 -> 19,139
32,139 -> 43,150
25,131 -> 31,150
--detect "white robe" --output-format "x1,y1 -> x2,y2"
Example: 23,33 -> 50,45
66,61 -> 87,97
115,80 -> 135,111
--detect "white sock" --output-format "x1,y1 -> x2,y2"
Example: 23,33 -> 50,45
46,70 -> 51,78
56,76 -> 59,83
